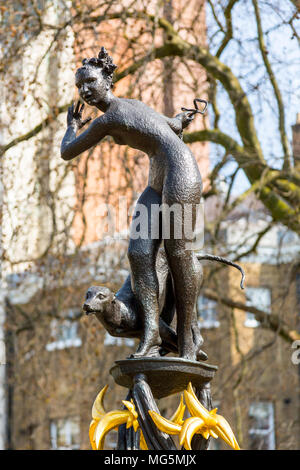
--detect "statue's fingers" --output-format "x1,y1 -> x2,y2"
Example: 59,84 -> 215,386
74,100 -> 81,114
67,103 -> 74,120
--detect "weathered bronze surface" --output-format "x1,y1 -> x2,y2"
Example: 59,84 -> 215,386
61,47 -> 203,360
82,248 -> 243,359
83,248 -> 208,360
61,48 -> 244,451
110,358 -> 217,399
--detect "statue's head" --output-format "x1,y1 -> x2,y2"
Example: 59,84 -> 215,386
83,285 -> 115,315
75,47 -> 117,107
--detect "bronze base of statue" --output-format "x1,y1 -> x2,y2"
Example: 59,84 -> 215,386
107,358 -> 217,450
110,357 -> 217,399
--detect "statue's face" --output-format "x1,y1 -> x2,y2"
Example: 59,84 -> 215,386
75,66 -> 109,107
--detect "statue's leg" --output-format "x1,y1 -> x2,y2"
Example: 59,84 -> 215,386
190,261 -> 208,360
163,181 -> 202,360
164,240 -> 200,360
127,186 -> 162,357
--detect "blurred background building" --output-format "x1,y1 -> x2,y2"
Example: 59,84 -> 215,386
0,0 -> 299,450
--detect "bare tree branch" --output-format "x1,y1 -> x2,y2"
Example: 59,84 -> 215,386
204,287 -> 300,344
216,0 -> 240,58
252,0 -> 292,171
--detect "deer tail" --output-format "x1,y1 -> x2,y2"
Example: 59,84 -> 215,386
196,254 -> 245,289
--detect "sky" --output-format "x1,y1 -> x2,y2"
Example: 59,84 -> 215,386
206,0 -> 300,195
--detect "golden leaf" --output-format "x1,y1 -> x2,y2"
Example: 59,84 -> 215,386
89,419 -> 98,450
92,385 -> 108,420
148,410 -> 182,435
140,431 -> 148,450
184,389 -> 216,427
179,416 -> 206,449
94,410 -> 131,450
214,414 -> 240,450
170,394 -> 186,426
89,387 -> 141,450
185,383 -> 240,450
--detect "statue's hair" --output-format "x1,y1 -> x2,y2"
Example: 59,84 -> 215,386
78,47 -> 117,88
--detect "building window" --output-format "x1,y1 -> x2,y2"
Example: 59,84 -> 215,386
197,296 -> 220,329
245,287 -> 271,328
249,402 -> 275,450
104,332 -> 135,348
46,309 -> 82,351
50,417 -> 80,450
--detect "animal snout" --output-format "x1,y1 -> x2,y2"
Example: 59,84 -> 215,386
83,302 -> 93,315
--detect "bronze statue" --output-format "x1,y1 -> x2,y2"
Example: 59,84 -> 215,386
61,47 -> 244,451
61,47 -> 204,360
83,249 -> 206,360
83,249 -> 244,360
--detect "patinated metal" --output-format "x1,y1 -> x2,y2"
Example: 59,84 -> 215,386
61,47 -> 242,450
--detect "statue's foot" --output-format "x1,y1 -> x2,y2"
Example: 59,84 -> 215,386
179,348 -> 198,362
129,344 -> 161,359
191,322 -> 207,361
129,330 -> 162,359
196,349 -> 208,361
179,343 -> 208,362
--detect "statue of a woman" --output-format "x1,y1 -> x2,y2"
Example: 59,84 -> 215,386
61,47 -> 203,360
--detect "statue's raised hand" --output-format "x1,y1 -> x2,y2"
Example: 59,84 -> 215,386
175,111 -> 195,130
67,101 -> 92,130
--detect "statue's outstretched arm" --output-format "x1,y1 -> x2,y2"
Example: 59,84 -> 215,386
61,102 -> 108,161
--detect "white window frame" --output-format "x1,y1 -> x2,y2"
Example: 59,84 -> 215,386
46,309 -> 82,352
245,287 -> 271,328
104,332 -> 135,348
197,295 -> 220,329
249,402 -> 275,450
50,417 -> 80,450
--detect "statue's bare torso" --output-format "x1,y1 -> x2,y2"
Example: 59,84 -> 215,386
99,98 -> 202,198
